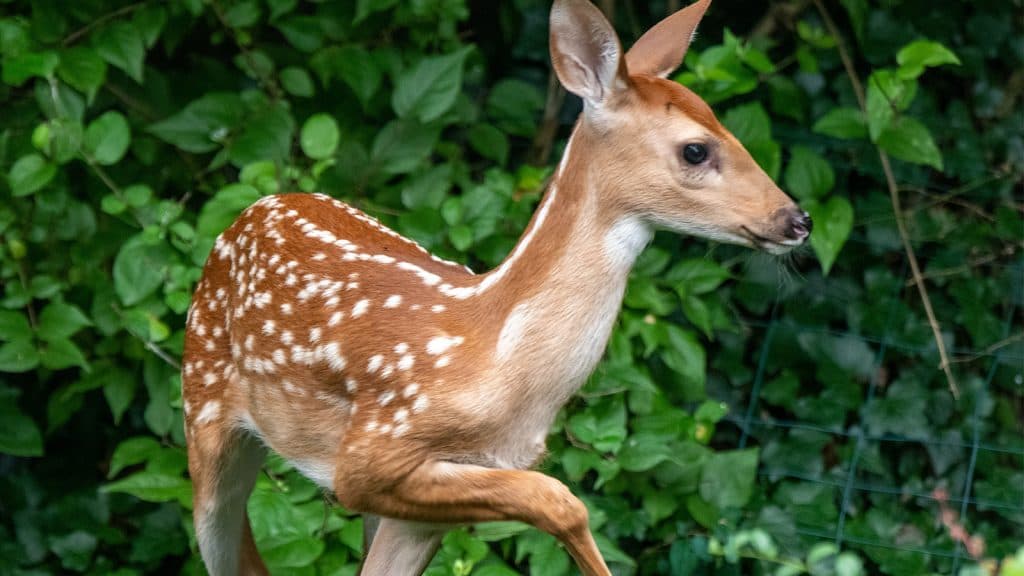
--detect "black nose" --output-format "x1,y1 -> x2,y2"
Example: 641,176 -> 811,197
786,209 -> 812,240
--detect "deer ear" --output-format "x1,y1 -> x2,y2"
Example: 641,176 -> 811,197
625,0 -> 711,78
550,0 -> 628,107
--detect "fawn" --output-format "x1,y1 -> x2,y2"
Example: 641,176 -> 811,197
181,0 -> 811,574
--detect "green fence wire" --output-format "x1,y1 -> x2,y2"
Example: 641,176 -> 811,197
721,249 -> 1023,572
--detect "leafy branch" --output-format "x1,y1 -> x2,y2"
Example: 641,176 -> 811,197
813,0 -> 960,399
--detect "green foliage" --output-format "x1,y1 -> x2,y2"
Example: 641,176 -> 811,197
1,1 -> 1020,575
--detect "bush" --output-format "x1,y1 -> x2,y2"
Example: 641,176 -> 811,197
0,0 -> 1020,574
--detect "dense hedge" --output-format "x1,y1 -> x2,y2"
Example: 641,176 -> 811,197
0,0 -> 1021,575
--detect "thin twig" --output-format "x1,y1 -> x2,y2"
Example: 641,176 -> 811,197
950,332 -> 1024,364
905,248 -> 1015,287
813,0 -> 959,398
145,340 -> 182,371
62,1 -> 149,46
528,72 -> 566,166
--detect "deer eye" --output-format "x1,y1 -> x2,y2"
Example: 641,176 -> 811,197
682,143 -> 708,165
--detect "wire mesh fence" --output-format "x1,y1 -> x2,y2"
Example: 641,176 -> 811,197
713,231 -> 1023,572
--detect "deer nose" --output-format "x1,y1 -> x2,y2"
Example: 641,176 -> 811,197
785,209 -> 813,240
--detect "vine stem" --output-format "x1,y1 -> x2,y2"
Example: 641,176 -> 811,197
62,1 -> 149,46
812,0 -> 959,399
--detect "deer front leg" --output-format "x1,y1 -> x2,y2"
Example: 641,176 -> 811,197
360,518 -> 444,575
338,461 -> 610,576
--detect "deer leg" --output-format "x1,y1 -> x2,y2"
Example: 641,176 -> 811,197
359,518 -> 444,575
361,513 -> 381,557
188,424 -> 268,576
337,461 -> 610,576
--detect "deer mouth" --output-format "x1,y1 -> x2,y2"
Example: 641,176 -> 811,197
740,226 -> 804,255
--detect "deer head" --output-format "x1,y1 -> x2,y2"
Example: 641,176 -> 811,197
549,0 -> 811,254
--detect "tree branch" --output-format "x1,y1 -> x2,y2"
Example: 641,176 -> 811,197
813,0 -> 959,399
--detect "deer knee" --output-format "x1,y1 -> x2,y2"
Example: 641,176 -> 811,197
533,476 -> 589,537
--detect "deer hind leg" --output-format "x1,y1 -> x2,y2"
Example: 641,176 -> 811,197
360,518 -> 444,575
188,420 -> 267,576
337,461 -> 610,576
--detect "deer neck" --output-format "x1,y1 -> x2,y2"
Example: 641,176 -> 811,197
479,125 -> 653,394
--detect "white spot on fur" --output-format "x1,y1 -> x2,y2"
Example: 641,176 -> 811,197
352,299 -> 369,318
497,302 -> 529,361
196,401 -> 221,424
367,355 -> 383,374
412,395 -> 429,413
397,354 -> 415,371
383,295 -> 402,308
378,391 -> 395,406
403,383 -> 419,398
426,335 -> 463,355
322,342 -> 346,371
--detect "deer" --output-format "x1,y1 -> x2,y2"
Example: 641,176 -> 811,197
181,0 -> 812,574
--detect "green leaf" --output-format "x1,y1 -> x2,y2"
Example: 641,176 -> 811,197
222,1 -> 262,27
667,259 -> 731,295
392,46 -> 472,123
280,66 -> 314,97
354,0 -> 400,23
102,469 -> 192,506
661,325 -> 706,398
229,103 -> 294,167
877,116 -> 943,170
92,22 -> 146,83
83,111 -> 131,165
133,5 -> 168,48
197,183 -> 261,239
40,338 -> 88,370
8,153 -> 57,196
148,92 -> 245,153
274,16 -> 322,52
37,301 -> 91,342
103,367 -> 136,425
618,434 -> 675,471
783,146 -> 835,200
49,530 -> 97,572
0,339 -> 39,372
865,69 -> 917,141
700,448 -> 759,508
449,224 -> 474,251
401,164 -> 453,210
467,123 -> 509,165
1,50 -> 59,85
722,102 -> 772,145
45,119 -> 84,164
108,436 -> 162,478
57,47 -> 107,102
124,184 -> 153,207
812,107 -> 867,140
299,113 -> 339,160
896,40 -> 960,79
0,310 -> 33,342
0,387 -> 43,456
371,120 -> 440,175
112,236 -> 175,305
332,46 -> 381,106
806,196 -> 854,275
262,535 -> 325,568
